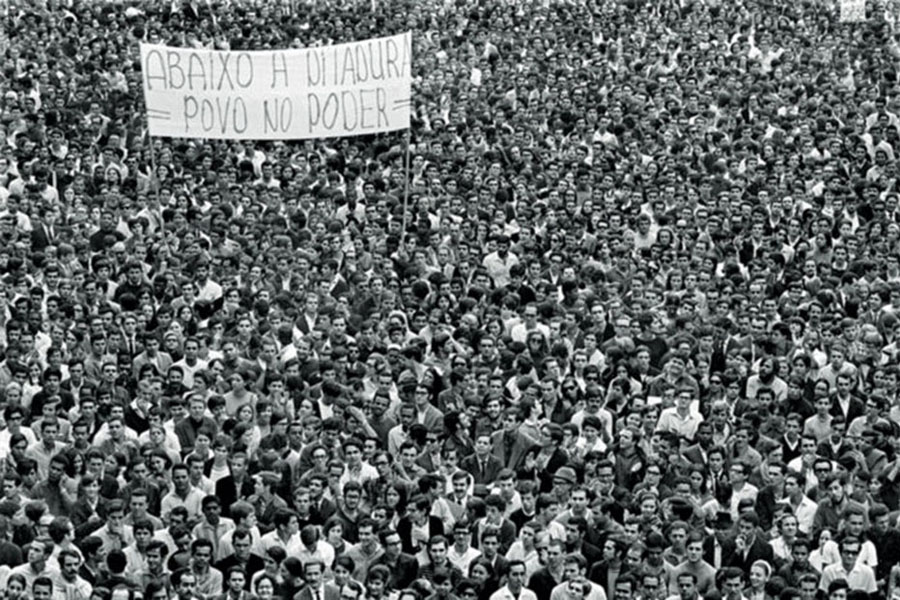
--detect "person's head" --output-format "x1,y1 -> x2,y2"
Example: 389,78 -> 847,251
380,528 -> 402,559
481,527 -> 500,557
255,574 -> 277,598
614,574 -> 636,600
190,539 -> 214,568
32,576 -> 54,600
303,560 -> 325,587
738,512 -> 760,540
839,537 -> 861,569
676,573 -> 697,599
507,560 -> 527,592
366,565 -> 391,598
721,567 -> 744,600
749,560 -> 771,590
685,531 -> 704,563
827,579 -> 849,600
428,535 -> 449,564
226,567 -> 246,593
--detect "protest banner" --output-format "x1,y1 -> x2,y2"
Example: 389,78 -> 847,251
839,0 -> 865,22
140,31 -> 412,140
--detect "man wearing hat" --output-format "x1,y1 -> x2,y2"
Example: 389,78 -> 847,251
703,511 -> 736,570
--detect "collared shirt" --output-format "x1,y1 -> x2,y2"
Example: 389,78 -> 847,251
192,566 -> 224,597
819,562 -> 877,593
489,585 -> 538,600
192,518 -> 235,560
161,486 -> 205,520
655,408 -> 704,441
51,574 -> 93,600
25,440 -> 67,480
94,524 -> 135,554
124,545 -> 149,580
448,545 -> 481,574
297,540 -> 336,575
789,495 -> 818,534
260,530 -> 302,555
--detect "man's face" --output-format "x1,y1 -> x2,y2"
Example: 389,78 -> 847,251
305,565 -> 323,587
678,578 -> 696,599
62,555 -> 80,580
723,577 -> 742,600
228,571 -> 246,592
193,546 -> 212,568
147,548 -> 163,571
173,469 -> 190,491
686,541 -> 702,563
829,480 -> 845,503
33,586 -> 52,600
180,576 -> 197,598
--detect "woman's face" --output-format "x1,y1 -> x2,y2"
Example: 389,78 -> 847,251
690,471 -> 704,489
8,579 -> 24,597
333,565 -> 351,585
386,488 -> 400,507
471,564 -> 489,583
239,406 -> 253,421
749,566 -> 766,588
256,579 -> 274,599
327,524 -> 343,543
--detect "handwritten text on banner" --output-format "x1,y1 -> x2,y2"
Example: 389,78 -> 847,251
140,32 -> 412,140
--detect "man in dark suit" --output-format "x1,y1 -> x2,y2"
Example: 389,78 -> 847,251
397,495 -> 444,555
588,535 -> 631,599
565,517 -> 603,566
529,538 -> 566,600
215,455 -> 254,518
294,560 -> 339,600
31,210 -> 58,252
682,422 -> 714,467
308,474 -> 337,526
372,529 -> 418,590
491,407 -> 538,471
131,335 -> 173,381
829,373 -> 865,423
726,511 -> 774,574
460,433 -> 503,485
702,512 -> 738,570
215,529 -> 264,590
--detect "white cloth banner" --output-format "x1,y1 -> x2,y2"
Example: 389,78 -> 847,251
839,0 -> 866,22
140,32 -> 412,140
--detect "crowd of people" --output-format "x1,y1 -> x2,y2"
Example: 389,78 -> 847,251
6,0 -> 900,600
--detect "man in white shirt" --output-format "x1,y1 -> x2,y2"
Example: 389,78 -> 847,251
448,523 -> 481,574
819,537 -> 876,594
783,471 -> 817,535
490,560 -> 538,600
655,388 -> 703,441
161,464 -> 205,522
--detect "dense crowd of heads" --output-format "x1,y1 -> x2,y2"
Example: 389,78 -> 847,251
4,1 -> 900,600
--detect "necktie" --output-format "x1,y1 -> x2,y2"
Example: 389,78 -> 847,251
313,589 -> 320,600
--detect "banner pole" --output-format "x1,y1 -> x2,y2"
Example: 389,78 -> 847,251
146,132 -> 167,245
401,131 -> 411,234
